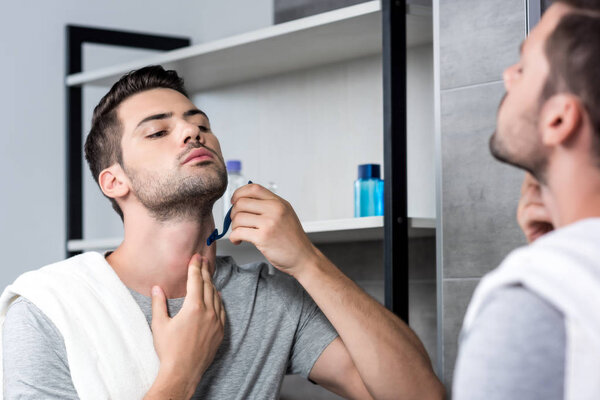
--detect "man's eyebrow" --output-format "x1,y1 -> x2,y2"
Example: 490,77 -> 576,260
136,112 -> 173,128
184,109 -> 208,119
135,109 -> 208,129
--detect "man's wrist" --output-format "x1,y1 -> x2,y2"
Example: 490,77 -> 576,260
294,248 -> 335,288
145,364 -> 198,400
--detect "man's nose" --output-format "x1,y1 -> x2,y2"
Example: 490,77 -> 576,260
181,123 -> 205,145
503,64 -> 518,92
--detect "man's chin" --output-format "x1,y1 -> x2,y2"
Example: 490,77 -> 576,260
489,132 -> 546,182
489,132 -> 510,163
490,132 -> 523,167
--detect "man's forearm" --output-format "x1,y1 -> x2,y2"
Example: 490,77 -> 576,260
296,249 -> 444,400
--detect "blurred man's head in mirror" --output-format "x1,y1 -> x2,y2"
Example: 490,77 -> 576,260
490,1 -> 600,185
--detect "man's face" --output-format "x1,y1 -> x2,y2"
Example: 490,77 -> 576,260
117,88 -> 227,221
490,3 -> 570,182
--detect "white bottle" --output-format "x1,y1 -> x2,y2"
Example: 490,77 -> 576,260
224,160 -> 245,214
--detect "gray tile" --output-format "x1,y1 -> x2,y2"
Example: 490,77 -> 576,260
409,237 -> 436,281
439,0 -> 525,89
316,237 -> 436,282
316,240 -> 384,281
441,82 -> 526,279
442,278 -> 479,389
410,281 -> 437,365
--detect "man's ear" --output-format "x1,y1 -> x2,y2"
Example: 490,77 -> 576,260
539,94 -> 583,147
98,164 -> 130,200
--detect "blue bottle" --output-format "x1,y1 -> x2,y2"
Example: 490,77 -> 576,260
354,164 -> 384,217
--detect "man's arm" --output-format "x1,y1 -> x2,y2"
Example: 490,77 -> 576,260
3,297 -> 79,399
229,184 -> 444,400
300,252 -> 442,400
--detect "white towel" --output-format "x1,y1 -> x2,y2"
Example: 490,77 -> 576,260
462,218 -> 600,400
0,252 -> 160,399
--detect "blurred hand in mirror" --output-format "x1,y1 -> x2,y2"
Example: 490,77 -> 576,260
517,172 -> 554,243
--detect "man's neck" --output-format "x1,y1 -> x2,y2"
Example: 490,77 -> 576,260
106,206 -> 217,299
544,156 -> 600,228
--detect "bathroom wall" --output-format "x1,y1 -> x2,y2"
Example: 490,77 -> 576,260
435,0 -> 527,389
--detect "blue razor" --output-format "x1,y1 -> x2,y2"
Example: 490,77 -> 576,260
207,180 -> 253,246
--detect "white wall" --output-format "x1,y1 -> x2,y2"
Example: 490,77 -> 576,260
0,0 -> 272,288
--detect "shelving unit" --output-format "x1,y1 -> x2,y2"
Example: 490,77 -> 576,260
66,1 -> 431,90
66,0 -> 435,319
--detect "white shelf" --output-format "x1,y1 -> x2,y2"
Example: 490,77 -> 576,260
67,216 -> 434,252
66,1 -> 432,92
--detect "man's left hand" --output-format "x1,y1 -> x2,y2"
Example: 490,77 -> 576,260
229,183 -> 319,277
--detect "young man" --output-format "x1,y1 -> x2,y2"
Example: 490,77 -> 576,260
453,1 -> 600,399
1,66 -> 443,399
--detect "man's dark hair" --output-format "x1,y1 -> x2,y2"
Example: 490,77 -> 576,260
540,1 -> 600,156
84,65 -> 188,221
544,0 -> 600,11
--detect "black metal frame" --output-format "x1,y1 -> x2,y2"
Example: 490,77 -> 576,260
382,0 -> 408,320
65,25 -> 190,257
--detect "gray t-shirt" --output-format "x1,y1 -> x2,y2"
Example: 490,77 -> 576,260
2,255 -> 338,399
453,285 -> 566,400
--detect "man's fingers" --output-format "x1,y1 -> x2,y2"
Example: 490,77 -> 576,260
220,305 -> 226,327
185,254 -> 203,305
230,211 -> 262,231
202,260 -> 214,309
229,226 -> 259,246
523,204 -> 553,226
213,290 -> 222,319
150,285 -> 168,328
521,172 -> 540,194
230,183 -> 277,205
229,198 -> 265,219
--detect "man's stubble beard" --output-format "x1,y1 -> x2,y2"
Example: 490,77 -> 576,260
489,93 -> 550,184
124,161 -> 228,223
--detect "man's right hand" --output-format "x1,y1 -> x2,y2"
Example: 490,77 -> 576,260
517,173 -> 554,243
144,254 -> 226,400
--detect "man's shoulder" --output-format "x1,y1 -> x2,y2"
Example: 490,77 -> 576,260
465,285 -> 566,356
476,285 -> 564,332
4,296 -> 64,345
11,252 -> 106,284
454,285 -> 566,400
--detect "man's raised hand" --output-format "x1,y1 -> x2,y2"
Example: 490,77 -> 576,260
517,173 -> 554,243
145,254 -> 225,400
229,183 -> 319,278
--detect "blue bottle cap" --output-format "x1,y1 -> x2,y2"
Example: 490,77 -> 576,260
358,164 -> 381,179
226,160 -> 242,173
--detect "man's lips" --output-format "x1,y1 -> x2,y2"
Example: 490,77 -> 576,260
182,147 -> 214,164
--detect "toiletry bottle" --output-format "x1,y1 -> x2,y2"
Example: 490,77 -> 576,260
354,164 -> 384,217
224,160 -> 245,215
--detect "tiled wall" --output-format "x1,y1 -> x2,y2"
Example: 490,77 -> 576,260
437,0 -> 527,389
